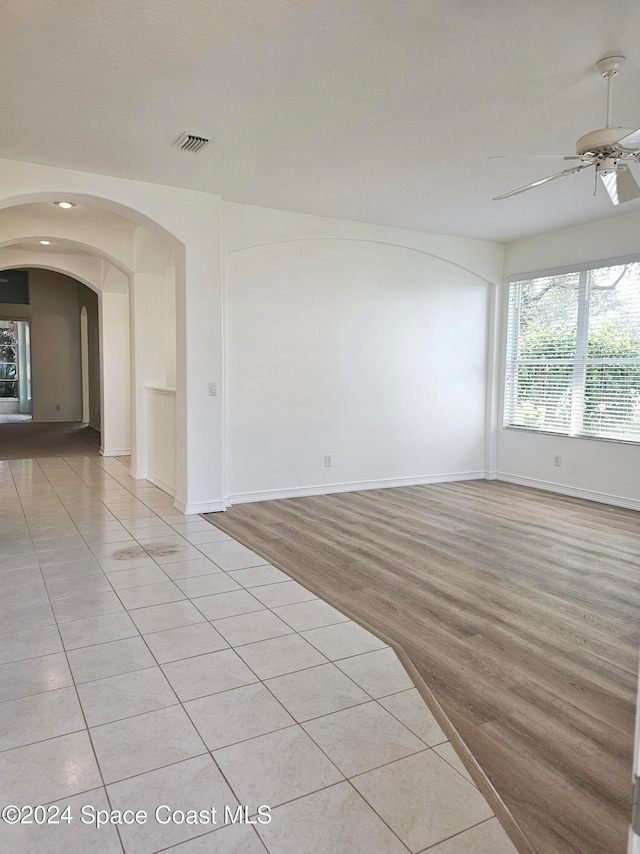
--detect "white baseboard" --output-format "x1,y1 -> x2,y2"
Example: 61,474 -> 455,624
228,471 -> 485,506
496,473 -> 640,512
100,447 -> 131,457
173,497 -> 229,515
32,416 -> 81,423
144,473 -> 176,498
130,468 -> 147,480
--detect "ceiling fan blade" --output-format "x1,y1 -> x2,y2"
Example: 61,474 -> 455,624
616,127 -> 640,149
493,163 -> 593,201
599,164 -> 640,205
489,154 -> 582,160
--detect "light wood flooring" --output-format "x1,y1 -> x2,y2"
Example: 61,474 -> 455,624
206,480 -> 640,854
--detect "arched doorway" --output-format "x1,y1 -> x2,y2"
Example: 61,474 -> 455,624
0,208 -> 174,483
0,171 -> 226,514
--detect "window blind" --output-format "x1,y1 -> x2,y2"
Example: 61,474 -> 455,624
504,261 -> 640,442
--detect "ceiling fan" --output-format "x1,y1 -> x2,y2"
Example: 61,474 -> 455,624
493,56 -> 640,205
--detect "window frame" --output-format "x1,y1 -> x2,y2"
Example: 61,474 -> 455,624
0,319 -> 19,400
502,255 -> 640,445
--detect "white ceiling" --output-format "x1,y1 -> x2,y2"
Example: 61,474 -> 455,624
3,0 -> 640,242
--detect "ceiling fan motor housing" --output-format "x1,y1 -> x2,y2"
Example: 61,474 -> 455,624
575,127 -> 635,156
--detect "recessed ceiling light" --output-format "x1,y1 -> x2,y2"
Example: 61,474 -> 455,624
54,201 -> 76,209
39,240 -> 51,245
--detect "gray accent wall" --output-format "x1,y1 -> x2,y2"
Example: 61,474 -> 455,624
0,269 -> 99,424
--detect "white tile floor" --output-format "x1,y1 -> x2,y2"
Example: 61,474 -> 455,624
0,414 -> 31,423
0,455 -> 519,853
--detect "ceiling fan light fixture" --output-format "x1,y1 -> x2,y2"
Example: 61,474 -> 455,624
597,160 -> 620,204
596,158 -> 640,205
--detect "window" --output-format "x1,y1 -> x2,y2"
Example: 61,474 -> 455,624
0,320 -> 31,413
0,320 -> 18,398
504,261 -> 640,443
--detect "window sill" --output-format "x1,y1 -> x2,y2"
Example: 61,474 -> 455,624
502,426 -> 640,446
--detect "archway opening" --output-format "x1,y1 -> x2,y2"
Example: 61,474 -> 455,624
0,199 -> 178,491
0,267 -> 102,455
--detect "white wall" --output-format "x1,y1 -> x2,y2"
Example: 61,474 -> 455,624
498,209 -> 640,509
224,203 -> 503,502
133,230 -> 177,389
0,157 -> 632,513
164,259 -> 176,388
100,290 -> 130,456
129,272 -> 169,474
145,387 -> 176,495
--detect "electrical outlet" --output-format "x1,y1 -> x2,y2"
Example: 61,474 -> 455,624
553,455 -> 561,466
324,455 -> 332,467
208,383 -> 217,396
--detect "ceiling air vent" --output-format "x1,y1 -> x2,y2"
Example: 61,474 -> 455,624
173,132 -> 210,153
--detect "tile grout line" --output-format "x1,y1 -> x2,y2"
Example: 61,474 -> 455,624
1,455 -> 502,853
10,457 -> 127,854
101,482 -> 427,849
42,462 -> 275,850
416,815 -> 503,851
